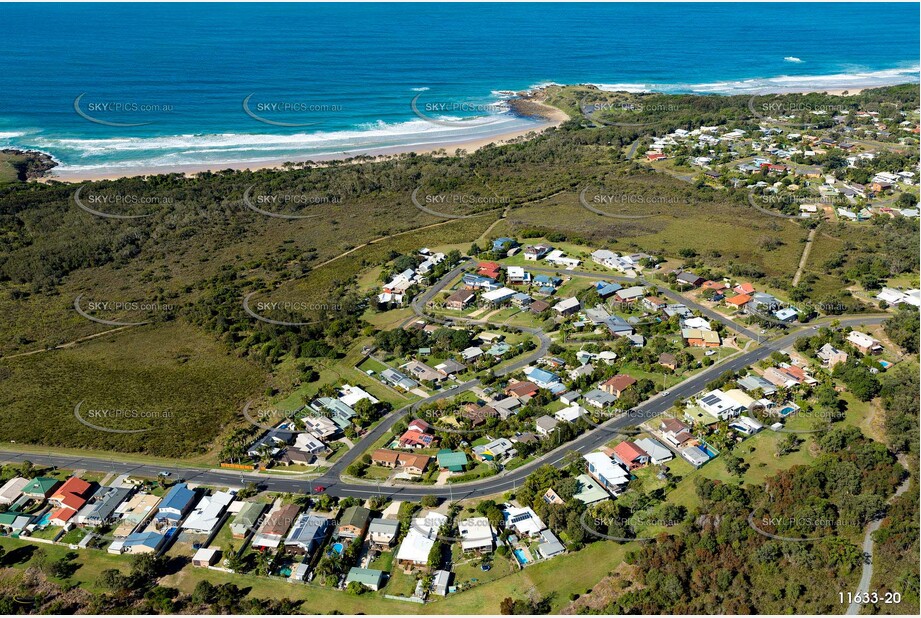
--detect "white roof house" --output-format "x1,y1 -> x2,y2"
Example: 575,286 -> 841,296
554,404 -> 585,423
503,506 -> 545,537
397,512 -> 448,565
584,452 -> 630,493
458,517 -> 495,552
0,477 -> 28,505
181,491 -> 235,534
554,297 -> 581,315
545,249 -> 580,268
696,390 -> 745,420
339,385 -> 379,407
682,317 -> 712,331
847,330 -> 882,353
482,287 -> 516,304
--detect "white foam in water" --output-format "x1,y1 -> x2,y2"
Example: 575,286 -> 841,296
592,66 -> 920,94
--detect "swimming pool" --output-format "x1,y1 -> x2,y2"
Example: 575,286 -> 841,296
778,406 -> 796,417
330,542 -> 344,554
513,549 -> 529,565
35,513 -> 50,526
702,445 -> 718,458
879,360 -> 892,368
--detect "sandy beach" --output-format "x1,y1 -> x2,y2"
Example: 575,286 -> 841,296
42,100 -> 570,183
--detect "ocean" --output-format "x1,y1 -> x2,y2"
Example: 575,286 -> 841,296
0,2 -> 917,175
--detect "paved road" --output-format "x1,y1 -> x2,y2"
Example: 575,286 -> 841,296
524,264 -> 762,341
0,315 -> 886,502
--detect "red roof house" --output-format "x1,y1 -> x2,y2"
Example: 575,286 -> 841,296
612,442 -> 650,470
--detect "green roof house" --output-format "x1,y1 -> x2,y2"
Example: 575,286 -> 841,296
21,477 -> 60,499
437,449 -> 469,472
346,567 -> 386,591
338,505 -> 371,539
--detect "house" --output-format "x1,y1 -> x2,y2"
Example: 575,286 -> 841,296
436,450 -> 469,472
405,360 -> 444,383
676,272 -> 705,287
682,328 -> 721,348
600,374 -> 636,398
459,517 -> 495,553
584,388 -> 617,408
338,506 -> 371,539
505,380 -> 539,399
21,477 -> 60,500
473,438 -> 515,461
511,292 -> 533,307
774,307 -> 799,322
545,249 -> 580,268
368,518 -> 400,549
156,483 -> 197,523
725,293 -> 752,309
0,512 -> 32,534
77,486 -> 132,527
381,368 -> 418,391
529,299 -> 550,314
463,274 -> 498,291
252,504 -> 300,550
506,266 -> 531,285
285,514 -> 332,556
595,281 -> 622,298
444,288 -> 475,310
643,296 -> 667,312
491,238 -> 518,254
535,415 -> 559,436
614,286 -> 645,303
397,512 -> 447,568
611,441 -> 649,470
729,415 -> 764,436
572,474 -> 611,504
492,396 -> 522,419
737,374 -> 777,395
660,418 -> 694,448
372,449 -> 432,475
113,493 -> 161,538
680,445 -> 710,467
303,415 -> 340,440
120,531 -> 167,555
524,366 -> 560,389
523,244 -> 553,260
435,358 -> 466,377
634,437 -> 673,464
847,331 -> 883,354
482,287 -> 516,305
461,346 -> 484,362
0,478 -> 29,506
658,352 -> 678,371
817,343 -> 848,368
346,567 -> 387,591
536,529 -> 566,558
584,452 -> 630,494
399,428 -> 437,449
477,261 -> 502,278
192,547 -> 221,567
503,506 -> 545,538
763,366 -> 801,388
554,297 -> 581,316
230,501 -> 267,539
182,491 -> 235,534
555,403 -> 585,423
697,390 -> 745,420
702,280 -> 728,293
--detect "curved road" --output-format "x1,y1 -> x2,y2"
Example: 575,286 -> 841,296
0,315 -> 886,502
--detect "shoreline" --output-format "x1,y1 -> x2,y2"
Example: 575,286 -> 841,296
31,81 -> 906,183
41,99 -> 569,183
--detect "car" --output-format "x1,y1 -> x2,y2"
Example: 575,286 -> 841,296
313,485 -> 326,493
158,471 -> 171,477
661,391 -> 670,396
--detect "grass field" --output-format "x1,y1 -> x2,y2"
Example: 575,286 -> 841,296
0,321 -> 265,459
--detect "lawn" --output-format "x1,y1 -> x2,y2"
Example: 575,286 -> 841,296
0,536 -> 132,595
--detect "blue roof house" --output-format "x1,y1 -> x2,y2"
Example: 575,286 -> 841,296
157,483 -> 196,522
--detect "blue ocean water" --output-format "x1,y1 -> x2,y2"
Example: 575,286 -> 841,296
0,2 -> 917,175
